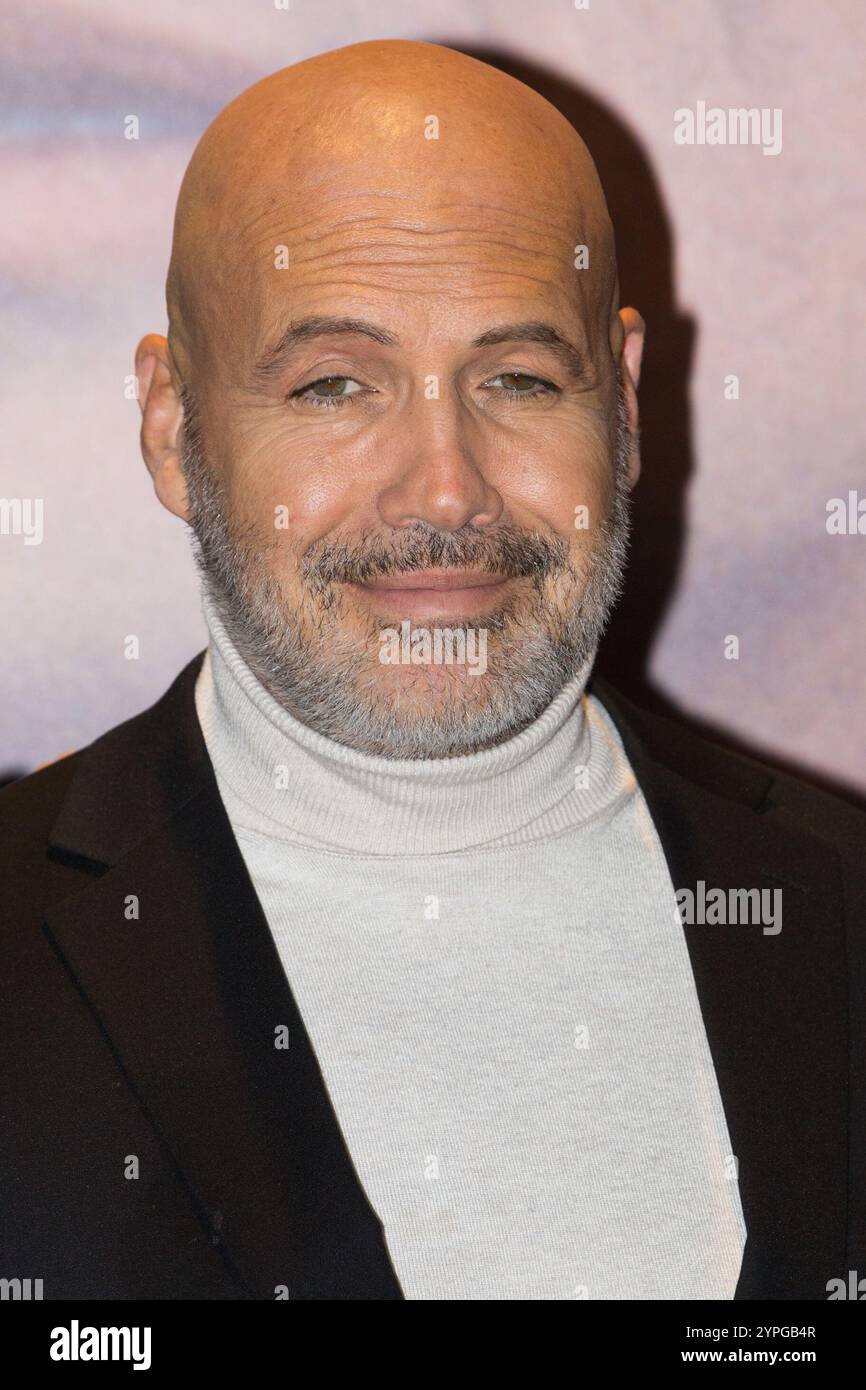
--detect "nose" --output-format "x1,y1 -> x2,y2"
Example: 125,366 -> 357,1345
376,395 -> 504,532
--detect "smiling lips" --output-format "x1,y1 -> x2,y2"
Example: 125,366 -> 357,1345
350,568 -> 512,620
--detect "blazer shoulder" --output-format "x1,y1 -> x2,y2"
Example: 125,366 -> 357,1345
592,675 -> 866,855
0,653 -> 207,918
0,751 -> 90,931
760,763 -> 866,865
0,751 -> 81,859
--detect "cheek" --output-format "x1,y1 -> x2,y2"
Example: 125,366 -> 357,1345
494,415 -> 616,540
222,417 -> 377,544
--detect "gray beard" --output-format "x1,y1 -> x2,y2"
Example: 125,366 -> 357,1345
179,380 -> 633,758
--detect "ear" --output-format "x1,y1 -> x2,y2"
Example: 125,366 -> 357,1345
134,334 -> 190,521
617,306 -> 645,487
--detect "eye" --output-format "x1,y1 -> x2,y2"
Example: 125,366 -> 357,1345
289,375 -> 368,409
482,372 -> 558,401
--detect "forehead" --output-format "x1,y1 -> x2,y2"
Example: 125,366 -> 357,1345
224,193 -> 607,370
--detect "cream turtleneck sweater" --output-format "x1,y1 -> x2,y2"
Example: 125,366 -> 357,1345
194,595 -> 746,1300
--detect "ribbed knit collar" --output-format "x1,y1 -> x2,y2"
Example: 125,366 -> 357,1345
194,594 -> 632,856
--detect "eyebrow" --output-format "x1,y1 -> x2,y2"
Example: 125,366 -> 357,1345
251,315 -> 588,385
252,316 -> 399,384
470,322 -> 588,381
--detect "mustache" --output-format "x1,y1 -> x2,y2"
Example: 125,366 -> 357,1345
300,524 -> 571,589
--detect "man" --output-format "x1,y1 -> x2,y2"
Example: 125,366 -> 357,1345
2,40 -> 864,1302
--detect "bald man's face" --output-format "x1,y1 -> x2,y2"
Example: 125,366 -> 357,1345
141,65 -> 643,755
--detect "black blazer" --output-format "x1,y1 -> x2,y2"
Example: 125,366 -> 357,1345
2,654 -> 864,1300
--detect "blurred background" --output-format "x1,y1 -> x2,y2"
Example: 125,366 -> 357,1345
2,0 -> 864,798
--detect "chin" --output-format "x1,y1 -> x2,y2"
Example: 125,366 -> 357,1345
367,658 -> 493,705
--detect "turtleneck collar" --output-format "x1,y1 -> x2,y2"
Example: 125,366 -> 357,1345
194,594 -> 632,857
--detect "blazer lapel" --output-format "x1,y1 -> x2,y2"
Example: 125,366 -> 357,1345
45,656 -> 403,1300
592,677 -> 849,1299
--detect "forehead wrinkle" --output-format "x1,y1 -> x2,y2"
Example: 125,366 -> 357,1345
240,190 -> 588,250
248,211 -> 585,283
291,216 -> 577,252
283,233 -> 576,270
261,263 -> 580,308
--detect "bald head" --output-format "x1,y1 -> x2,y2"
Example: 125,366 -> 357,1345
166,39 -> 618,391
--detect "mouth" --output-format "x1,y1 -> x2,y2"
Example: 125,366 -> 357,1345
348,568 -> 513,621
